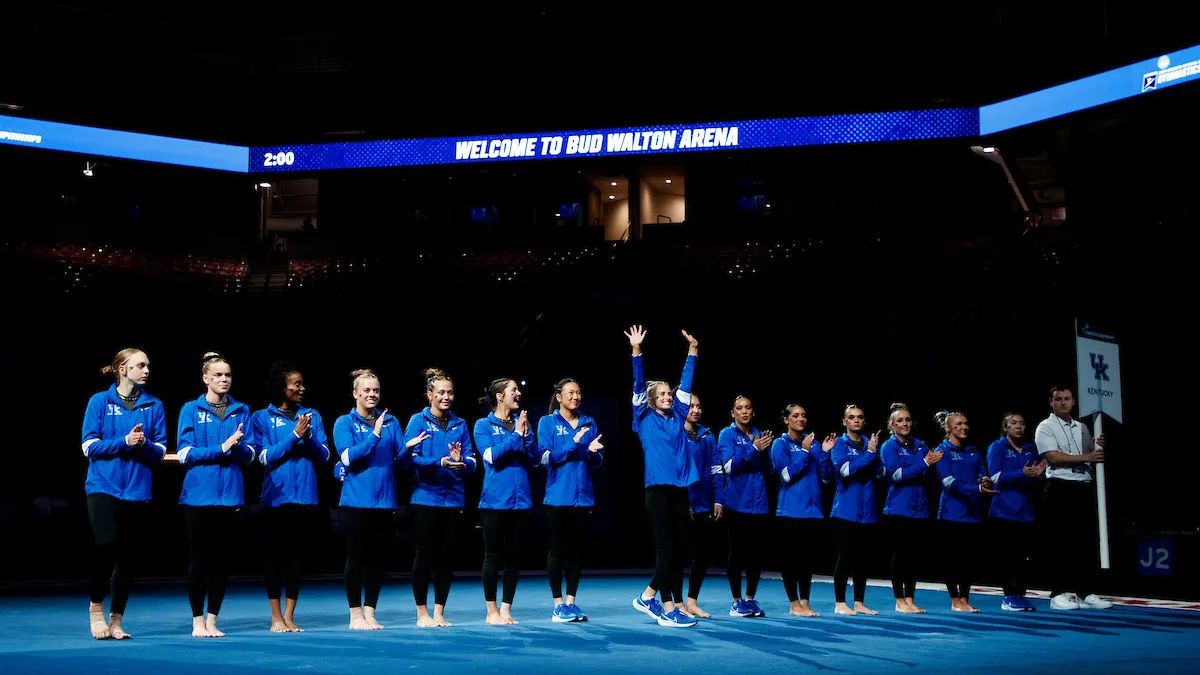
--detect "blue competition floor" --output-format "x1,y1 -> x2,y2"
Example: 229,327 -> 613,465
2,575 -> 1198,674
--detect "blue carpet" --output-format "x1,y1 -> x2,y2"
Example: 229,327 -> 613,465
2,576 -> 1198,674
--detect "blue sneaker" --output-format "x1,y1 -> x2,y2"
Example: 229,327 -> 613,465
633,595 -> 665,619
746,599 -> 766,617
657,608 -> 698,627
1001,595 -> 1022,612
1015,596 -> 1036,612
552,603 -> 576,623
729,599 -> 754,617
566,603 -> 588,622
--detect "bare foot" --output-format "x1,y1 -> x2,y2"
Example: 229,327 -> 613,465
499,610 -> 519,625
363,607 -> 385,630
790,602 -> 820,617
191,616 -> 212,638
205,615 -> 225,638
349,607 -> 371,630
956,602 -> 981,613
271,620 -> 290,633
834,602 -> 857,616
905,599 -> 927,614
486,611 -> 505,625
416,613 -> 437,628
684,601 -> 711,619
283,617 -> 304,632
854,602 -> 878,616
90,604 -> 112,639
896,602 -> 920,614
433,615 -> 453,627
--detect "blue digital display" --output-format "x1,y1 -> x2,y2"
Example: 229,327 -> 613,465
980,44 -> 1200,134
3,43 -> 1199,173
251,108 -> 979,172
0,113 -> 247,172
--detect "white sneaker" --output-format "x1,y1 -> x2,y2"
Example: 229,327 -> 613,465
1081,594 -> 1113,609
1050,593 -> 1081,610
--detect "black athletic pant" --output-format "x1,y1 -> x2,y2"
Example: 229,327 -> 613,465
726,510 -> 768,598
687,510 -> 716,600
887,515 -> 926,599
779,517 -> 823,602
341,506 -> 392,609
87,493 -> 145,616
832,518 -> 871,604
412,505 -> 460,607
263,504 -> 317,601
645,486 -> 690,604
1043,479 -> 1099,598
184,506 -> 238,617
991,518 -> 1036,596
481,509 -> 527,604
546,506 -> 590,599
942,520 -> 981,600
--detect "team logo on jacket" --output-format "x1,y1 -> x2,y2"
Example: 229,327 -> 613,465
949,451 -> 964,461
197,412 -> 214,424
106,404 -> 124,416
491,425 -> 506,436
271,417 -> 288,429
353,423 -> 370,434
555,425 -> 571,436
425,422 -> 439,433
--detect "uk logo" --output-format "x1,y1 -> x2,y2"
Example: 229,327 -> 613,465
197,412 -> 214,424
1090,353 -> 1110,382
555,425 -> 570,436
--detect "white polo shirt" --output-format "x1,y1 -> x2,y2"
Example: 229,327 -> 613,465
1034,413 -> 1095,483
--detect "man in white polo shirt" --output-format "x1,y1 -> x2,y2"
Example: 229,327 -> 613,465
1034,385 -> 1112,610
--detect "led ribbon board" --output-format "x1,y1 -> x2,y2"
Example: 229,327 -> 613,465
0,113 -> 247,173
251,108 -> 979,172
980,44 -> 1200,134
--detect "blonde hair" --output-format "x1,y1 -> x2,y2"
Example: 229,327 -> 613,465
99,348 -> 144,381
350,368 -> 379,392
201,351 -> 227,375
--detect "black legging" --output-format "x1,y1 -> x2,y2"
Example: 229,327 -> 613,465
887,515 -> 925,599
184,506 -> 238,617
87,494 -> 144,616
991,518 -> 1036,596
645,486 -> 690,604
481,509 -> 527,604
546,506 -> 590,599
779,517 -> 822,602
412,505 -> 460,607
263,504 -> 317,601
942,520 -> 981,599
832,518 -> 871,604
341,506 -> 392,609
726,510 -> 768,598
687,510 -> 716,600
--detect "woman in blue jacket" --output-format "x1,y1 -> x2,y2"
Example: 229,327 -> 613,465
474,377 -> 538,625
81,347 -> 167,640
881,402 -> 942,614
626,325 -> 700,628
540,377 -> 604,623
250,362 -> 330,633
987,412 -> 1045,612
405,368 -> 476,628
683,393 -> 718,619
333,368 -> 413,630
830,404 -> 883,616
933,410 -> 997,613
177,352 -> 256,638
771,403 -> 835,617
718,395 -> 774,618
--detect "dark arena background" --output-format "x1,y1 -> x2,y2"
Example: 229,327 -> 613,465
2,3 -> 1199,673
